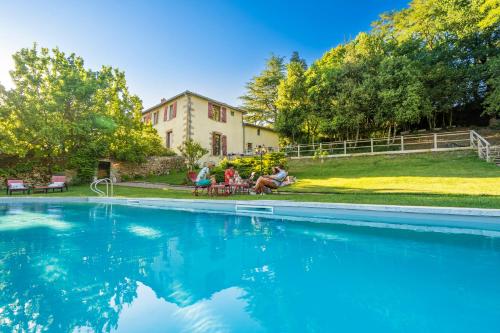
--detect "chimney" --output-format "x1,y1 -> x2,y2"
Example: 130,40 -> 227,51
161,98 -> 166,103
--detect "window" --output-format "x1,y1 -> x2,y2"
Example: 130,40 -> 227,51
257,128 -> 261,136
212,104 -> 221,121
212,133 -> 221,156
164,102 -> 176,121
166,131 -> 173,148
153,111 -> 159,125
231,111 -> 235,116
208,103 -> 227,122
168,105 -> 174,120
163,107 -> 168,121
247,143 -> 253,152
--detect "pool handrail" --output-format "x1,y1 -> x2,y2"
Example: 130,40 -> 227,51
90,178 -> 113,197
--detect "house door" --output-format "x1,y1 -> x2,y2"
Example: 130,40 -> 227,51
97,161 -> 111,179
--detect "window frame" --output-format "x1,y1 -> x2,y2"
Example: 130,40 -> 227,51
212,104 -> 221,122
212,132 -> 222,156
166,130 -> 173,148
168,105 -> 174,120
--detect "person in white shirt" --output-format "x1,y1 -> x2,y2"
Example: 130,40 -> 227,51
254,165 -> 287,194
196,161 -> 215,187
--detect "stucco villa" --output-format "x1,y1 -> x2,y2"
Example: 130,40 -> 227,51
142,90 -> 279,161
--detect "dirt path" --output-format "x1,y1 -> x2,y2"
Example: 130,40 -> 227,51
114,181 -> 192,191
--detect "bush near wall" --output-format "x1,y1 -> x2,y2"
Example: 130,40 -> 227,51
211,152 -> 287,182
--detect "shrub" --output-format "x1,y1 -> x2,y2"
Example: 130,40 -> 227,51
218,152 -> 287,178
157,147 -> 177,156
178,140 -> 209,171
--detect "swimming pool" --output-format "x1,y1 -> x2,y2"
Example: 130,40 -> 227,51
0,201 -> 499,332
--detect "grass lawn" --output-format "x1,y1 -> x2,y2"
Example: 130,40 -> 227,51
7,151 -> 499,209
141,170 -> 190,185
287,151 -> 500,196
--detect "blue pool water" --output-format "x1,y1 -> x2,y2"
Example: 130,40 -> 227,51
0,203 -> 499,332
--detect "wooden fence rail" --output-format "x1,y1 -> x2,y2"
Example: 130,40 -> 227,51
282,131 -> 472,159
245,130 -> 497,164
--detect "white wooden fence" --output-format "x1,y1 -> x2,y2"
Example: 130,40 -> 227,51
282,131 -> 471,159
245,130 -> 498,164
470,130 -> 499,163
277,130 -> 499,163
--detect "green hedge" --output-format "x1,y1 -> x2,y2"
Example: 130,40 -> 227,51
211,152 -> 287,182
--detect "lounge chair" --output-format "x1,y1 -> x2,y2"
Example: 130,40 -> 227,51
187,171 -> 211,196
6,180 -> 30,195
47,175 -> 68,192
263,174 -> 294,195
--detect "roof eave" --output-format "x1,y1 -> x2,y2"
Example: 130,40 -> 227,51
142,90 -> 246,114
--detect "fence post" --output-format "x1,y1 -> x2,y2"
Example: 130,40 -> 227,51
401,135 -> 404,152
370,138 -> 374,153
486,144 -> 490,162
344,141 -> 347,155
297,145 -> 301,158
319,142 -> 322,151
433,133 -> 438,150
469,130 -> 474,147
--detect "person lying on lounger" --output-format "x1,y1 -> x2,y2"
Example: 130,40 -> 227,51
254,165 -> 288,194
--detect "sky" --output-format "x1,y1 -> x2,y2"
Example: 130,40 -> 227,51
0,0 -> 410,108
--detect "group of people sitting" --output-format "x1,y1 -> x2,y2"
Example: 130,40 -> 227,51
195,162 -> 291,195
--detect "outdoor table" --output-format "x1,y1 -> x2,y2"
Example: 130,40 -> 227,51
32,186 -> 51,194
210,184 -> 230,196
230,183 -> 250,194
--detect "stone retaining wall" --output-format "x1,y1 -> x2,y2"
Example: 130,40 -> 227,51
110,156 -> 185,182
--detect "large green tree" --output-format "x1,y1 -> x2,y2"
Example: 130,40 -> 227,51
240,55 -> 285,126
276,52 -> 309,143
0,45 -> 164,182
484,54 -> 500,117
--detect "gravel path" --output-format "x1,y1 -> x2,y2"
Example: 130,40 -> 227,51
114,181 -> 192,190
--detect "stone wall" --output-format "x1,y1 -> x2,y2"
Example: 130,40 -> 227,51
110,156 -> 185,182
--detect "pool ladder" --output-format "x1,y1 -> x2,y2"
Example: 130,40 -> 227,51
90,178 -> 114,197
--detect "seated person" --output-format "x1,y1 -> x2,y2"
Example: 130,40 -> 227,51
196,162 -> 215,187
254,165 -> 288,194
233,170 -> 243,184
224,164 -> 235,184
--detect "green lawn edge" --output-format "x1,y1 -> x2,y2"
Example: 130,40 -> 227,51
6,184 -> 498,209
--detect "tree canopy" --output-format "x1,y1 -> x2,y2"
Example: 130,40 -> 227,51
240,55 -> 285,126
0,45 -> 165,182
242,0 -> 499,143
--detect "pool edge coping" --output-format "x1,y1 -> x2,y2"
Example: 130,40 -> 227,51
1,196 -> 499,217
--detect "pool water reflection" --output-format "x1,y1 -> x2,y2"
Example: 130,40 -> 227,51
0,203 -> 499,332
